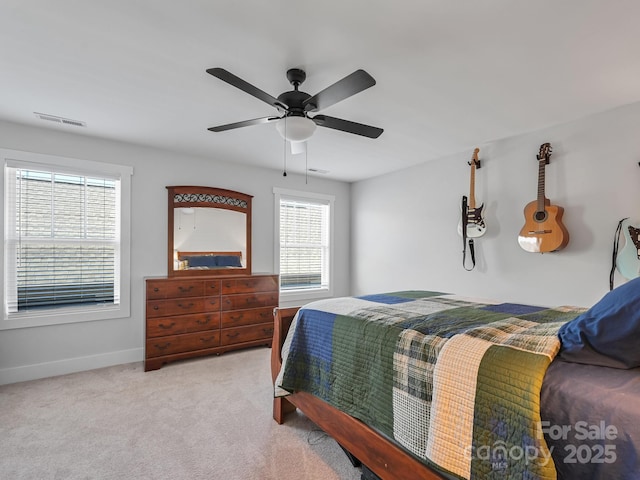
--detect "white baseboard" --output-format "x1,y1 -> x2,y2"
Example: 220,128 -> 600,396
0,348 -> 144,386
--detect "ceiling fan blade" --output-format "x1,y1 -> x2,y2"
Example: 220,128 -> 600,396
206,68 -> 288,110
303,70 -> 376,112
208,116 -> 279,132
312,115 -> 383,139
289,141 -> 307,155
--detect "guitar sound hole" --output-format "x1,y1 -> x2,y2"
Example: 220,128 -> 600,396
534,210 -> 547,222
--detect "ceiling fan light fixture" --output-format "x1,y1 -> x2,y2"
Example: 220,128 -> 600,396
275,116 -> 316,142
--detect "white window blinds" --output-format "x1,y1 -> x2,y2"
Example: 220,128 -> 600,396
279,196 -> 329,290
4,166 -> 120,313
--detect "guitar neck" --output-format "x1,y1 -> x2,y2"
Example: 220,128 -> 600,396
536,158 -> 546,211
468,163 -> 477,209
468,148 -> 480,210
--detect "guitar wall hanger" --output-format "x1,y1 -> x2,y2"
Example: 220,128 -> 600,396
468,159 -> 481,168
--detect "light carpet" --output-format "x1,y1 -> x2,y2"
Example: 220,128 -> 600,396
0,347 -> 362,480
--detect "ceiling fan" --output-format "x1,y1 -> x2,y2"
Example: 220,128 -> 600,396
206,67 -> 383,154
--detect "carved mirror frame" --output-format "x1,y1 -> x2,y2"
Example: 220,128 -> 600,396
167,186 -> 252,277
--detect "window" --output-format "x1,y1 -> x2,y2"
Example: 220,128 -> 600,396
2,149 -> 132,329
274,188 -> 334,301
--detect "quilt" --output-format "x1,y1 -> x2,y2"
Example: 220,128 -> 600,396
275,291 -> 585,480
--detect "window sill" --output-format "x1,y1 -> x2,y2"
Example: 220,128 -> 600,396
279,287 -> 333,308
1,303 -> 130,330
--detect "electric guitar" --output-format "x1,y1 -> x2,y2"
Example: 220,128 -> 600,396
457,148 -> 486,238
616,218 -> 640,279
518,143 -> 569,253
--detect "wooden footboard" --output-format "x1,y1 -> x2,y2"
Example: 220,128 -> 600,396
270,307 -> 298,423
271,307 -> 446,480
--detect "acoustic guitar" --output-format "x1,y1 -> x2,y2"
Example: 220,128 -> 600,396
518,143 -> 569,253
616,218 -> 640,279
457,148 -> 486,238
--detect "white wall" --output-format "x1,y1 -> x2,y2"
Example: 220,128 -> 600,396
0,120 -> 351,385
351,101 -> 640,308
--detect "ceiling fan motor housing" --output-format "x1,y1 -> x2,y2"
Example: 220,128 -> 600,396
277,90 -> 312,117
280,69 -> 317,115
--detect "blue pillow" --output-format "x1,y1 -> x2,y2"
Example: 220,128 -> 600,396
183,255 -> 218,268
215,255 -> 242,267
558,277 -> 640,369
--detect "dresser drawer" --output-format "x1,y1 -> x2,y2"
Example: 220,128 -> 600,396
221,275 -> 278,294
146,331 -> 220,358
220,323 -> 274,346
146,280 -> 204,299
147,312 -> 220,337
204,280 -> 221,295
220,307 -> 274,328
220,292 -> 278,311
147,296 -> 220,318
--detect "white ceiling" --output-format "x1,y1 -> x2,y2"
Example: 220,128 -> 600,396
2,1 -> 640,182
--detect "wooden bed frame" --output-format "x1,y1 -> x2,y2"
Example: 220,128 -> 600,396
271,307 -> 446,480
177,250 -> 243,260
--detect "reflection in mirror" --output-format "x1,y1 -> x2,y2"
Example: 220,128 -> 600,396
173,208 -> 246,268
167,186 -> 252,277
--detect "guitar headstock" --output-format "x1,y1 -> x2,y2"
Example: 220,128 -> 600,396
468,147 -> 481,168
537,142 -> 552,165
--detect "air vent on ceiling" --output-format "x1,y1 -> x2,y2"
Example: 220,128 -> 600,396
34,112 -> 86,128
308,168 -> 329,174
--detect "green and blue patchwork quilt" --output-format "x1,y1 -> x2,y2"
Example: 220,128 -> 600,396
275,291 -> 584,480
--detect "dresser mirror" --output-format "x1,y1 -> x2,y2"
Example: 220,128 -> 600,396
167,186 -> 252,276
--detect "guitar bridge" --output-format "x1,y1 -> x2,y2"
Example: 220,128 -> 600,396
528,230 -> 552,235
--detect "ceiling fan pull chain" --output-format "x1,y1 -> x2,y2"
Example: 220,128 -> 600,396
282,117 -> 287,176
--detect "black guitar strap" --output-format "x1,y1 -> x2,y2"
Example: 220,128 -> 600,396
462,196 -> 476,271
610,218 -> 628,290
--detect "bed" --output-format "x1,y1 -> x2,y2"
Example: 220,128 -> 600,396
176,250 -> 243,270
271,280 -> 640,480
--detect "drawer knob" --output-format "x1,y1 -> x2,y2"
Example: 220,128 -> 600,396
196,317 -> 211,325
177,303 -> 194,309
158,322 -> 176,330
153,305 -> 159,310
178,285 -> 194,292
200,336 -> 216,343
153,287 -> 159,292
226,332 -> 240,339
154,342 -> 171,351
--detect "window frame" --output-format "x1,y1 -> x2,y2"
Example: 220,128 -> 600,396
1,148 -> 133,330
273,187 -> 334,304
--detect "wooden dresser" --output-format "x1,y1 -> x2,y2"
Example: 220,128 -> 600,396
145,273 -> 278,371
